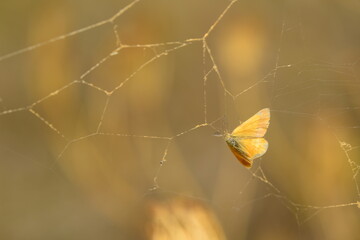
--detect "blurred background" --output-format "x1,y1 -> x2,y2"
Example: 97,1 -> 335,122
0,0 -> 360,239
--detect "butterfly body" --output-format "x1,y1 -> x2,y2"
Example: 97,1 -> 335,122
225,108 -> 270,168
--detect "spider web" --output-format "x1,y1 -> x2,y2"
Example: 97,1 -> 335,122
0,0 -> 359,238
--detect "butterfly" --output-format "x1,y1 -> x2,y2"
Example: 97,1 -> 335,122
224,108 -> 270,168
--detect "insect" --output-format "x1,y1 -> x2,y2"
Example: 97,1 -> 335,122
224,108 -> 270,168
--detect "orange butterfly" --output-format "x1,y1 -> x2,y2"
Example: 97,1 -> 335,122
225,108 -> 270,168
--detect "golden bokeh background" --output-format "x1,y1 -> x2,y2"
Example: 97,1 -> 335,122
0,0 -> 360,239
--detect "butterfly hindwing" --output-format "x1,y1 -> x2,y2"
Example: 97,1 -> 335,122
226,137 -> 268,167
231,108 -> 270,138
237,137 -> 268,160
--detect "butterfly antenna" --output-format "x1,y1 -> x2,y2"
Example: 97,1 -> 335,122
222,114 -> 228,135
209,114 -> 227,136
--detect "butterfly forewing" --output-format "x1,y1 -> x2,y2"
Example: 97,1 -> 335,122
231,108 -> 270,138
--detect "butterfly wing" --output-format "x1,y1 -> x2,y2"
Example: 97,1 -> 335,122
231,108 -> 270,138
237,138 -> 268,160
226,136 -> 268,167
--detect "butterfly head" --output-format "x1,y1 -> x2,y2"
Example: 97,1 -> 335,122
224,134 -> 237,147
